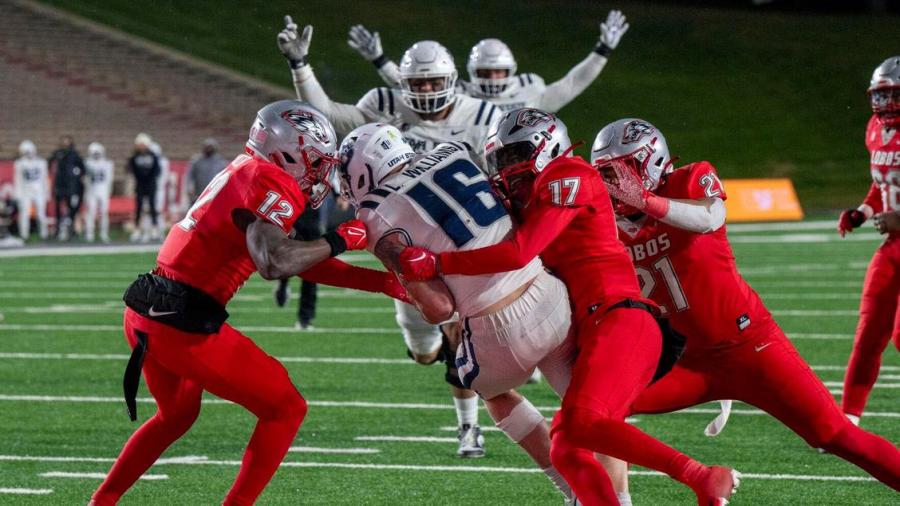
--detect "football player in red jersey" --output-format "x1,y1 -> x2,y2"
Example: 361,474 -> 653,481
399,108 -> 738,506
90,100 -> 409,506
595,118 -> 900,493
838,56 -> 900,424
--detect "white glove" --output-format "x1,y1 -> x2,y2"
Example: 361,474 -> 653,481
277,15 -> 313,68
347,24 -> 384,63
596,10 -> 629,54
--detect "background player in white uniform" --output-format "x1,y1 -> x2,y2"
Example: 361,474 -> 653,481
346,10 -> 629,113
14,140 -> 49,240
83,142 -> 113,243
277,14 -> 500,450
340,123 -> 578,502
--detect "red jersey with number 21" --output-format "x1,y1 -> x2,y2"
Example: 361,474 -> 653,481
616,162 -> 772,348
157,154 -> 304,305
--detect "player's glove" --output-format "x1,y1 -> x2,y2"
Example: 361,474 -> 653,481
277,15 -> 313,69
837,208 -> 866,237
323,219 -> 367,256
873,211 -> 900,235
603,160 -> 669,219
398,246 -> 440,281
347,24 -> 388,68
594,10 -> 629,57
382,272 -> 413,304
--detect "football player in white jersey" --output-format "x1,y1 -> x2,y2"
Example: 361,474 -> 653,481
84,142 -> 114,243
346,10 -> 629,113
13,140 -> 49,240
277,16 -> 498,159
340,123 -> 580,502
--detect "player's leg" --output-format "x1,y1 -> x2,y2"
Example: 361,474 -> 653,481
842,244 -> 899,419
85,193 -> 97,242
91,311 -> 203,505
17,194 -> 30,239
132,191 -> 144,241
552,307 -> 736,505
99,193 -> 110,242
734,328 -> 900,491
147,186 -> 160,239
35,191 -> 48,239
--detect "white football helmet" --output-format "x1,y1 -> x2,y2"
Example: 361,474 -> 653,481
869,56 -> 900,127
134,132 -> 152,149
591,118 -> 672,191
246,99 -> 340,208
398,41 -> 458,114
18,140 -> 36,158
338,123 -> 415,206
467,38 -> 517,98
88,142 -> 105,159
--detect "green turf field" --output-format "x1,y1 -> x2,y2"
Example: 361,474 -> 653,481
0,225 -> 897,504
39,0 -> 898,211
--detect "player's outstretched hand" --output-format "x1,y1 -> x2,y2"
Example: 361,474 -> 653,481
399,246 -> 439,281
335,219 -> 368,250
277,15 -> 313,68
382,272 -> 413,304
598,10 -> 629,52
837,208 -> 865,237
604,159 -> 649,209
347,24 -> 383,62
873,211 -> 900,235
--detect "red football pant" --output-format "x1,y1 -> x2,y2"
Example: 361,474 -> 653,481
550,307 -> 708,505
92,309 -> 308,506
843,238 -> 900,418
632,324 -> 900,491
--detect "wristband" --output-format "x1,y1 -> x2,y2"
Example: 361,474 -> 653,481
322,230 -> 347,257
593,43 -> 612,57
288,55 -> 308,69
644,194 -> 670,220
372,54 -> 388,68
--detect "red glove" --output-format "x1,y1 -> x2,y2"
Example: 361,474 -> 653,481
335,219 -> 368,250
603,160 -> 669,219
837,209 -> 865,237
382,272 -> 412,304
399,246 -> 440,281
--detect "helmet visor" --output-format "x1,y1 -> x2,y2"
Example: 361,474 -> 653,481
301,148 -> 340,209
486,141 -> 538,174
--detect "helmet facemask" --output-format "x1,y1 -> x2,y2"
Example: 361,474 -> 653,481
870,87 -> 900,127
272,144 -> 339,209
471,67 -> 515,97
400,73 -> 457,114
486,140 -> 544,214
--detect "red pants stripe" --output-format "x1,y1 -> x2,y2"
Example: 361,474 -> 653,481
843,238 -> 900,418
92,309 -> 307,505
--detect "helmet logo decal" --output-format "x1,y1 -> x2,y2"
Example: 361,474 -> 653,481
621,120 -> 654,145
514,109 -> 553,128
281,110 -> 330,144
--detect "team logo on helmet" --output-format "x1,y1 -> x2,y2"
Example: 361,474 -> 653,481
621,120 -> 654,145
281,110 -> 330,144
515,109 -> 553,128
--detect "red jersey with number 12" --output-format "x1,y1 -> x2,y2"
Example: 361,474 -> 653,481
616,162 -> 772,348
157,154 -> 304,305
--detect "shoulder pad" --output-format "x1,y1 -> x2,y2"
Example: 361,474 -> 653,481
534,157 -> 599,207
471,99 -> 499,127
667,161 -> 725,200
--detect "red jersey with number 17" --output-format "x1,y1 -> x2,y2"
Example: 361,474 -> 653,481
157,154 -> 304,305
616,162 -> 772,348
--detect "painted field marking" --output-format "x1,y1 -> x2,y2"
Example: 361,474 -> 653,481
287,446 -> 380,455
0,487 -> 53,495
1,305 -> 395,315
355,436 -> 458,443
729,233 -> 881,244
0,324 -> 399,334
38,471 -> 167,480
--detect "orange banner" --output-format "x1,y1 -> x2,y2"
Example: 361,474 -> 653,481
723,178 -> 804,222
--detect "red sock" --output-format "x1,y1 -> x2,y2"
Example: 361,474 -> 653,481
550,431 -> 618,505
823,423 -> 900,491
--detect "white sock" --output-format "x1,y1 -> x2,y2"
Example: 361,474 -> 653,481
454,396 -> 478,426
617,491 -> 633,506
846,413 -> 860,426
541,466 -> 573,500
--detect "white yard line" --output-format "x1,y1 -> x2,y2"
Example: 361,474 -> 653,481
772,310 -> 857,316
0,324 -> 399,334
729,233 -> 882,243
38,471 -> 167,480
287,446 -> 380,454
1,306 -> 395,315
0,244 -> 373,260
0,487 -> 53,495
758,293 -> 859,300
356,436 -> 460,443
726,220 -> 837,233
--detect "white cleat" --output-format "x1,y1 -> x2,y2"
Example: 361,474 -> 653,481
457,424 -> 485,458
526,368 -> 543,384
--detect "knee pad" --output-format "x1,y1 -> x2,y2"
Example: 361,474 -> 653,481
496,397 -> 545,443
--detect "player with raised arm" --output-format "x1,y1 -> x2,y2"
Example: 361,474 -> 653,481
838,56 -> 900,424
593,118 -> 900,495
399,108 -> 737,506
347,10 -> 628,113
278,15 -> 498,454
89,101 -> 408,506
339,123 -> 585,502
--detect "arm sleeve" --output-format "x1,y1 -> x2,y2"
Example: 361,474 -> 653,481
298,257 -> 388,293
860,182 -> 884,216
538,52 -> 608,113
660,197 -> 726,233
291,65 -> 370,136
376,60 -> 401,88
439,203 -> 579,275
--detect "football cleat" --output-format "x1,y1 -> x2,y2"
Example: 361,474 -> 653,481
295,320 -> 315,331
691,466 -> 740,506
526,368 -> 543,384
457,423 -> 485,458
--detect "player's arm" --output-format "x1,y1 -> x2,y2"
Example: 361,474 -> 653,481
400,203 -> 579,280
347,24 -> 401,88
277,16 -> 370,135
838,182 -> 882,237
539,10 -> 628,112
373,232 -> 454,323
873,210 -> 900,235
297,256 -> 411,303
